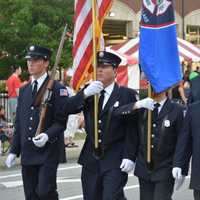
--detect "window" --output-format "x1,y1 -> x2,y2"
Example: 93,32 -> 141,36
103,20 -> 128,45
186,25 -> 200,44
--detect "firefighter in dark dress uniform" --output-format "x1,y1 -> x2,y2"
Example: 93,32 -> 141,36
114,91 -> 185,200
76,51 -> 139,200
5,45 -> 87,200
173,100 -> 200,200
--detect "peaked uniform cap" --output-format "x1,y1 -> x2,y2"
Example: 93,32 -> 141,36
25,45 -> 52,60
97,51 -> 121,68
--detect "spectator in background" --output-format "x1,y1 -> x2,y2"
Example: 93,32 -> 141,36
63,72 -> 79,148
183,62 -> 191,82
6,65 -> 22,123
194,66 -> 200,74
0,105 -> 13,155
187,63 -> 200,103
171,81 -> 188,105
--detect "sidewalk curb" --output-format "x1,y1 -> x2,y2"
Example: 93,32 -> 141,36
0,140 -> 84,170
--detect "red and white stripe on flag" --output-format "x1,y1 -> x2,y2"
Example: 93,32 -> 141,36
72,0 -> 113,90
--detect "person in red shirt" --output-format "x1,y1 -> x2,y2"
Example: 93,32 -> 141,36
6,65 -> 22,123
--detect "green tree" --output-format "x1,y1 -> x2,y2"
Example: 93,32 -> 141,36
0,0 -> 74,79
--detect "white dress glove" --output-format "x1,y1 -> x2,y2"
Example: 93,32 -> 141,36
5,153 -> 16,168
135,97 -> 154,110
83,81 -> 103,98
172,167 -> 185,190
32,133 -> 49,148
120,159 -> 135,173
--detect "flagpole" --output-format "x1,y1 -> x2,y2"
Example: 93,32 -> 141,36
92,0 -> 99,152
147,83 -> 152,164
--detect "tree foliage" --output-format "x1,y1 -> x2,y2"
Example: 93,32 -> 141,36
0,0 -> 74,79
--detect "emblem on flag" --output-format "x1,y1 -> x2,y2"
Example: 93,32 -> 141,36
143,0 -> 171,16
141,0 -> 174,27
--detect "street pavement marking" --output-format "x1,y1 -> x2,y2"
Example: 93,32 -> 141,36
0,173 -> 21,180
0,164 -> 80,180
60,194 -> 83,200
58,165 -> 81,171
0,175 -> 133,188
0,177 -> 82,188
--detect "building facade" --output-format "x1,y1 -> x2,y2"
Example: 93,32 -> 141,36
104,0 -> 200,45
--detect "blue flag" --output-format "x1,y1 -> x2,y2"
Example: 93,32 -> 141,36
139,0 -> 182,93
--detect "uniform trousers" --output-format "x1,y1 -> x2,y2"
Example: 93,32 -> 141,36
81,166 -> 128,200
22,162 -> 58,200
194,190 -> 200,200
138,178 -> 174,200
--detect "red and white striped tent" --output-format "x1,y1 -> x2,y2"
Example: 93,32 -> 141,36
108,37 -> 200,63
107,37 -> 200,89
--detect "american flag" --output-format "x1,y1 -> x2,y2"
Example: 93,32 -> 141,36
72,0 -> 113,90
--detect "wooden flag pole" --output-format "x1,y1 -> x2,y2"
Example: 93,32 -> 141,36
92,0 -> 99,151
147,83 -> 152,164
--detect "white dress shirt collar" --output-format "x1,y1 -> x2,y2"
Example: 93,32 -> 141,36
31,73 -> 48,91
104,82 -> 115,96
102,82 -> 115,108
154,98 -> 167,113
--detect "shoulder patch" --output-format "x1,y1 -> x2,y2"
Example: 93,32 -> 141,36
60,89 -> 68,96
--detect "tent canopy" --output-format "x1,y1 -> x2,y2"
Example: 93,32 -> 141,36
108,37 -> 200,64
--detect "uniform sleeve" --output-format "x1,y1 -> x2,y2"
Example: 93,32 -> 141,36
173,108 -> 192,175
64,90 -> 85,114
45,86 -> 69,140
121,92 -> 139,162
45,86 -> 85,140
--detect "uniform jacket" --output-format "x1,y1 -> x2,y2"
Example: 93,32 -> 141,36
173,101 -> 200,190
115,99 -> 184,181
11,77 -> 84,165
78,83 -> 139,173
188,75 -> 200,103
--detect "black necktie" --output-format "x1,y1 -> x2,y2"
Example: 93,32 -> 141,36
152,103 -> 160,121
98,90 -> 105,115
32,80 -> 38,99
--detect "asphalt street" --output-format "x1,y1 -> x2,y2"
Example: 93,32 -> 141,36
0,161 -> 193,200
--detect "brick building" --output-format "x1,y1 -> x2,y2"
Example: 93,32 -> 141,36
104,0 -> 200,45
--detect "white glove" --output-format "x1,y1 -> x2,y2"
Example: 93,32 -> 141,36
83,81 -> 103,98
32,133 -> 49,148
135,97 -> 154,110
172,167 -> 182,179
120,159 -> 135,173
5,153 -> 16,168
174,176 -> 185,190
172,167 -> 185,190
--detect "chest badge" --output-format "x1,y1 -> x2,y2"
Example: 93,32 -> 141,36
113,101 -> 119,108
164,119 -> 170,127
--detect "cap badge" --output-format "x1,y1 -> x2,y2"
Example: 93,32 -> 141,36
99,52 -> 104,58
30,46 -> 35,51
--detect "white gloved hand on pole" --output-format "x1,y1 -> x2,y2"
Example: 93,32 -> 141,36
5,153 -> 16,168
135,97 -> 154,110
32,133 -> 49,148
120,159 -> 135,173
83,81 -> 104,98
